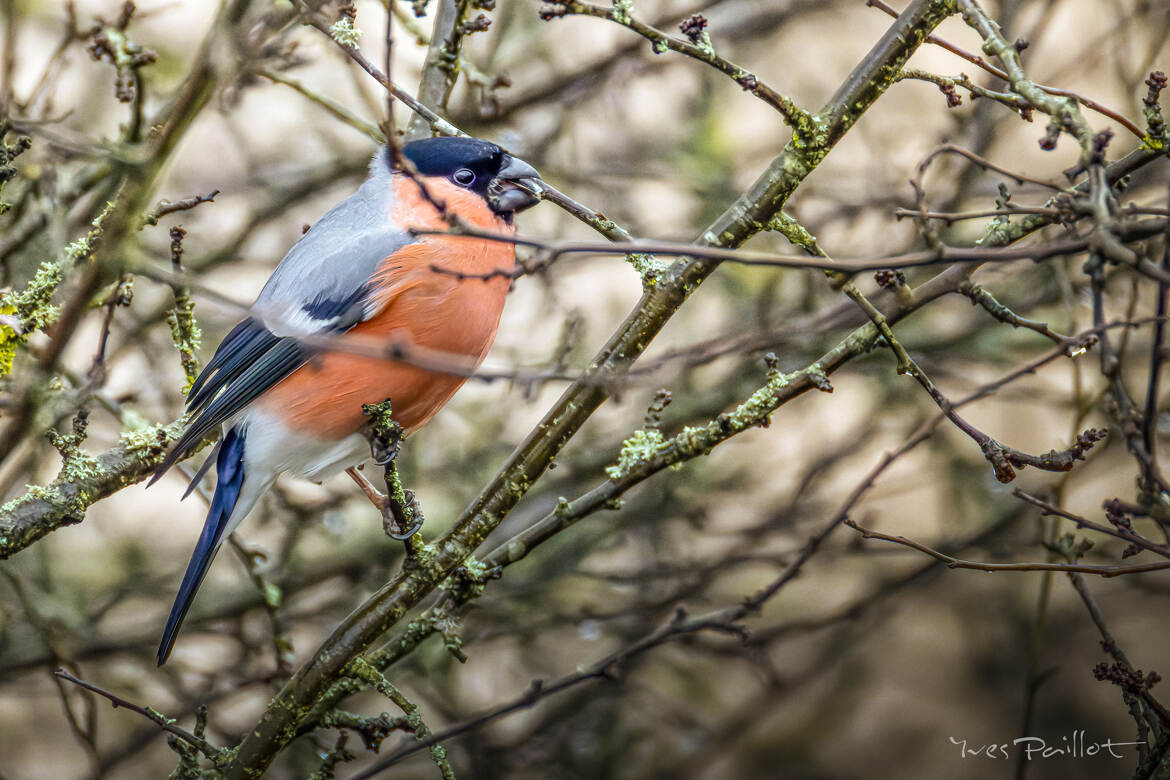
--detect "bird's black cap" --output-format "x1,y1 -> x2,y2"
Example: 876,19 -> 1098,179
393,137 -> 506,196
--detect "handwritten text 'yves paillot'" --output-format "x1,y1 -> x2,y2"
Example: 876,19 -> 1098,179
950,731 -> 1142,760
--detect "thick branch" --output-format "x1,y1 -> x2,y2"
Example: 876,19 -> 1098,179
0,420 -> 188,558
405,0 -> 470,141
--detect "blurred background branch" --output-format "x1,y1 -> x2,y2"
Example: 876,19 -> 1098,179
0,0 -> 1169,778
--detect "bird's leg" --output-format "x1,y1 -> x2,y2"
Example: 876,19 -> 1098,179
358,399 -> 425,546
346,460 -> 425,545
345,467 -> 388,512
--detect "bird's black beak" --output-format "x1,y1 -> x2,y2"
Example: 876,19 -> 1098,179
489,154 -> 543,215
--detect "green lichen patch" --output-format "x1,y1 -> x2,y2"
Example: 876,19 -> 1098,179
1,203 -> 117,376
626,252 -> 666,289
605,428 -> 666,480
0,125 -> 31,214
66,201 -> 115,263
166,286 -> 202,393
118,419 -> 183,459
767,211 -> 823,255
671,425 -> 710,463
723,366 -> 792,431
0,260 -> 64,376
611,0 -> 633,25
329,17 -> 361,47
692,30 -> 715,58
438,555 -> 495,600
806,362 -> 833,393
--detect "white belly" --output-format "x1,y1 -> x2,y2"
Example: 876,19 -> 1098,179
236,408 -> 369,483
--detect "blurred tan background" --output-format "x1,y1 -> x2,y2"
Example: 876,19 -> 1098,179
1,0 -> 1169,777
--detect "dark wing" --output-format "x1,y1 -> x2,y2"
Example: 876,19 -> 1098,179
150,320 -> 306,483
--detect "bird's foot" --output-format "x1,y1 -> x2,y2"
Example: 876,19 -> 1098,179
361,399 -> 404,465
370,434 -> 401,466
384,489 -> 424,540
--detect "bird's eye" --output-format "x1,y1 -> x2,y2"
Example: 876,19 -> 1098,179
452,168 -> 476,186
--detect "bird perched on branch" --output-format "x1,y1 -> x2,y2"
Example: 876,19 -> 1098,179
150,136 -> 544,665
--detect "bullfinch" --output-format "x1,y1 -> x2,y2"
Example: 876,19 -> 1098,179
150,136 -> 543,665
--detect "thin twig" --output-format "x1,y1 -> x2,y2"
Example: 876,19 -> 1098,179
869,0 -> 1145,140
53,668 -> 226,763
846,522 -> 1170,577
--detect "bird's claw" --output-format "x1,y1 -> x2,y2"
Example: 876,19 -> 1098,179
386,516 -> 424,540
384,489 -> 424,540
371,439 -> 400,466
